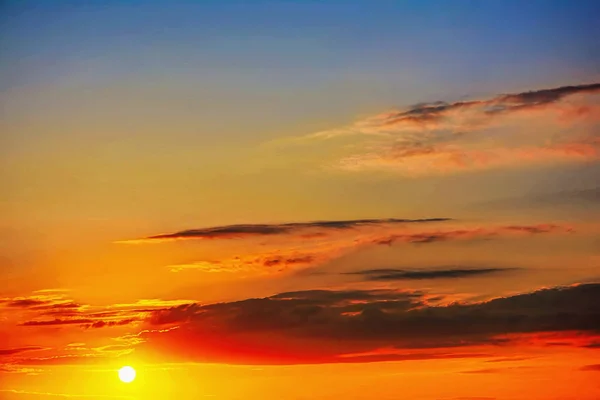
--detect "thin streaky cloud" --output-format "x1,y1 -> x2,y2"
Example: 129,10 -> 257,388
345,267 -> 517,281
307,82 -> 600,140
0,347 -> 49,356
118,217 -> 451,243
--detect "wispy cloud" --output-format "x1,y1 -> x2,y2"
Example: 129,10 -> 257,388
0,347 -> 48,356
135,219 -> 571,274
345,267 -> 516,281
117,218 -> 450,243
0,294 -> 82,311
292,82 -> 600,175
309,82 -> 600,139
0,366 -> 43,375
2,292 -> 191,332
167,253 -> 317,273
369,223 -> 571,245
0,389 -> 133,399
338,140 -> 599,175
148,218 -> 573,274
20,318 -> 138,328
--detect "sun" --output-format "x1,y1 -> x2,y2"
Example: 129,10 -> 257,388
118,366 -> 136,383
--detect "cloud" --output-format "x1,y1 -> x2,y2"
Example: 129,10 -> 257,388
20,316 -> 140,329
0,389 -> 133,399
85,319 -> 138,329
32,302 -> 81,311
310,82 -> 600,139
20,319 -> 96,327
580,364 -> 600,371
167,253 -> 318,273
338,141 -> 600,175
118,218 -> 451,243
297,82 -> 600,175
139,220 -> 570,274
168,223 -> 568,274
370,223 -> 571,245
136,283 -> 600,364
361,83 -> 600,131
333,349 -> 492,363
0,347 -> 48,356
474,187 -> 600,211
2,293 -> 192,333
346,267 -> 516,281
5,299 -> 49,308
0,294 -> 82,311
0,366 -> 43,375
494,331 -> 600,348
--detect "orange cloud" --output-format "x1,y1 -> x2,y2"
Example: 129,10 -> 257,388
293,82 -> 600,175
309,82 -> 600,139
1,293 -> 192,332
338,141 -> 599,175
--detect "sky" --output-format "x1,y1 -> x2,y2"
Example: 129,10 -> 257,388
1,0 -> 599,399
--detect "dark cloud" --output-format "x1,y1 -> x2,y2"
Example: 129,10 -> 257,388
371,224 -> 569,246
485,356 -> 534,363
0,347 -> 47,356
20,318 -> 96,326
580,364 -> 600,371
124,218 -> 451,242
5,299 -> 49,308
138,283 -> 600,364
1,296 -> 81,311
20,318 -> 138,329
461,368 -> 503,374
85,318 -> 138,329
384,82 -> 600,126
269,289 -> 423,303
493,83 -> 600,112
346,267 -> 515,281
262,255 -> 315,267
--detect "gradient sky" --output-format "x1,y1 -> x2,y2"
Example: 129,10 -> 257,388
1,1 -> 600,399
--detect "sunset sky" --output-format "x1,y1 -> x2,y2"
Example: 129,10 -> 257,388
1,1 -> 600,399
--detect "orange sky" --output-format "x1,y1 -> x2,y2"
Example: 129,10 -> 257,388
2,1 -> 600,399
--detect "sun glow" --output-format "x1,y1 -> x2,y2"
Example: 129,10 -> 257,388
118,366 -> 136,383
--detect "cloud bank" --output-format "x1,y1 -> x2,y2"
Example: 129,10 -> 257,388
135,283 -> 600,364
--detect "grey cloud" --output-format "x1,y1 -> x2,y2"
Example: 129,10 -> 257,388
346,267 -> 516,281
139,283 -> 600,364
133,218 -> 451,242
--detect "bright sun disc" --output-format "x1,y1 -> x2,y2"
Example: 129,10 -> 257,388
118,366 -> 136,383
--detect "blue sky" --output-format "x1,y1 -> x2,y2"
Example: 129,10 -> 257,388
3,0 -> 599,96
